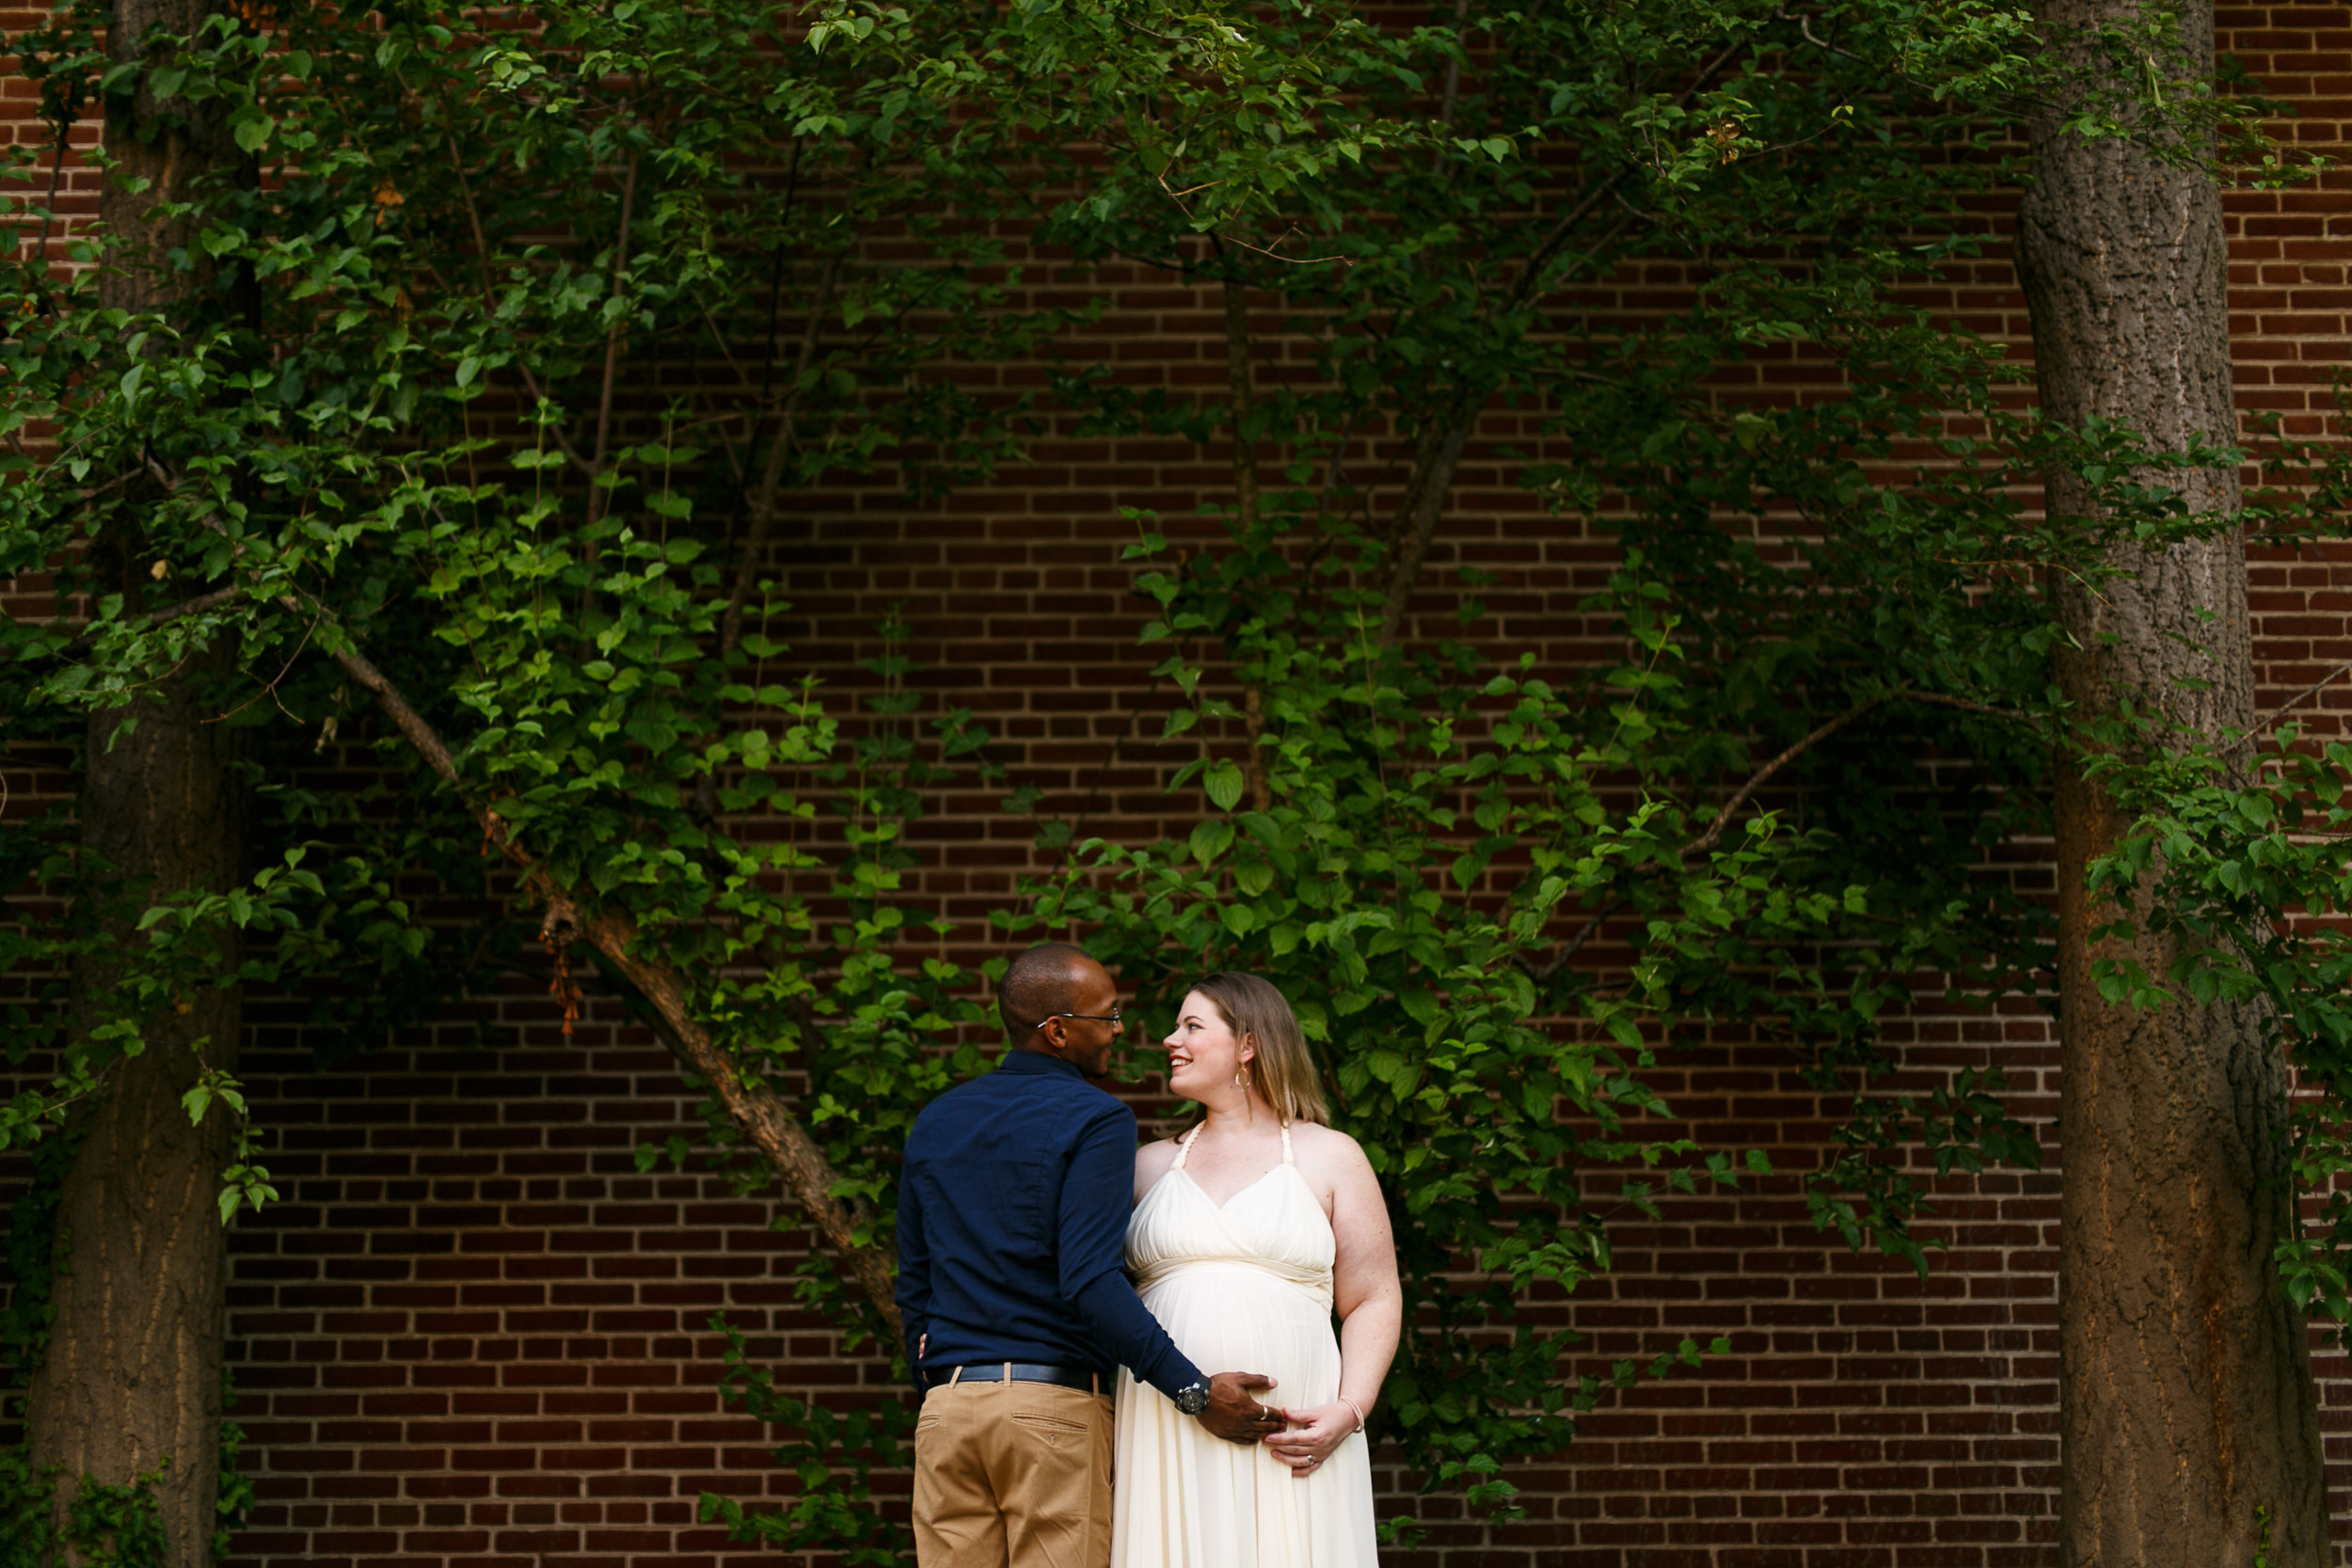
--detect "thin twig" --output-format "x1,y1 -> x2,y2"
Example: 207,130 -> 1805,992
1220,266 -> 1261,532
1317,404 -> 1362,517
1217,261 -> 1277,813
443,132 -> 596,481
1515,697 -> 1893,982
511,360 -> 598,479
1505,38 -> 1746,310
1901,690 -> 2035,724
1427,0 -> 1474,176
1780,8 -> 2057,114
715,244 -> 850,662
446,131 -> 499,296
1687,693 -> 1894,859
207,600 -> 324,725
1384,40 -> 1732,649
583,153 -> 642,531
1526,897 -> 1629,983
577,154 -> 643,649
1375,411 -> 1476,648
31,124 -> 69,277
1516,686 -> 2031,980
2249,658 -> 2352,739
1154,174 -> 1349,267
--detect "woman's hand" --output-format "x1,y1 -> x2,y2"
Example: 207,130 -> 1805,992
1264,1402 -> 1355,1476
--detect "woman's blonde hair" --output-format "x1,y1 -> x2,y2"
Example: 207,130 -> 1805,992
1186,972 -> 1330,1125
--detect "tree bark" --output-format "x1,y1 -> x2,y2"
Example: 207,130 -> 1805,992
25,634 -> 245,1565
24,1 -> 242,1561
2016,2 -> 2328,1560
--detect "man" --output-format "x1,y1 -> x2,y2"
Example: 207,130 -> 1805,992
897,942 -> 1281,1567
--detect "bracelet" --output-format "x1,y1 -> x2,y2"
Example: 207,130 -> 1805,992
1339,1396 -> 1366,1434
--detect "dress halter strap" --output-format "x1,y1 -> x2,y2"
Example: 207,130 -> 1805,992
1172,1120 -> 1292,1168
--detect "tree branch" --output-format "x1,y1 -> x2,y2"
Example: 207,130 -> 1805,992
444,131 -> 596,481
1503,37 -> 1747,311
1221,270 -> 1261,533
1220,264 -> 1275,813
179,508 -> 900,1332
1519,896 -> 1629,984
1686,693 -> 1893,859
1516,687 -> 2028,980
30,121 -> 68,280
2249,658 -> 2352,741
578,153 -> 644,645
1426,0 -> 1473,176
715,244 -> 850,664
1375,407 -> 1476,648
583,152 -> 642,532
53,585 -> 245,661
347,646 -> 901,1332
1900,689 -> 2034,725
547,889 -> 902,1336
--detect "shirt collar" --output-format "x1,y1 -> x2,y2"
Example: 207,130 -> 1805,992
994,1048 -> 1087,1082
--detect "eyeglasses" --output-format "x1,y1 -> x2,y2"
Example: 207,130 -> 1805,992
1033,1007 -> 1121,1029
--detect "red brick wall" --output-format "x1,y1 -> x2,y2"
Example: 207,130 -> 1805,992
8,7 -> 2352,1564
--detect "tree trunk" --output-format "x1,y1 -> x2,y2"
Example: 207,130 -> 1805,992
2015,2 -> 2328,1562
25,643 -> 245,1565
23,0 -> 241,1560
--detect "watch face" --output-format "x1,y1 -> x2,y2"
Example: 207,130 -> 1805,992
1175,1384 -> 1210,1416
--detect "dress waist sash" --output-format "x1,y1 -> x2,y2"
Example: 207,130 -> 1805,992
1132,1256 -> 1334,1311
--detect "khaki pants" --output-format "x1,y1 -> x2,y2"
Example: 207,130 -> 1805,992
913,1376 -> 1114,1568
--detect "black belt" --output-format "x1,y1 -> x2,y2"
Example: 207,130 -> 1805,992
928,1362 -> 1108,1395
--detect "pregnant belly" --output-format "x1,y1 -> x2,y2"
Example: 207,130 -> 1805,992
1137,1261 -> 1342,1404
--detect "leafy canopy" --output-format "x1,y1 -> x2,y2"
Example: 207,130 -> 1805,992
3,0 -> 2348,1555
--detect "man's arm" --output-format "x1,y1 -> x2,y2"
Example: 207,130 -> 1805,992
895,1163 -> 930,1395
1058,1107 -> 1201,1395
1059,1108 -> 1280,1444
1066,1271 -> 1200,1398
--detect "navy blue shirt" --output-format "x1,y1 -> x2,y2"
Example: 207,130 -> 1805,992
896,1050 -> 1204,1400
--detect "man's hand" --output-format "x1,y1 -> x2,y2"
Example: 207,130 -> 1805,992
1198,1371 -> 1284,1445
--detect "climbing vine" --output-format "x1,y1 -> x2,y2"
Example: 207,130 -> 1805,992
4,0 -> 2348,1560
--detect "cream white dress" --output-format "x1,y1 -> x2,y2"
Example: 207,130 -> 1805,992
1112,1122 -> 1379,1567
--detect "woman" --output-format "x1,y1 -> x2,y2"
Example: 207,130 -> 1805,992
1112,972 -> 1402,1567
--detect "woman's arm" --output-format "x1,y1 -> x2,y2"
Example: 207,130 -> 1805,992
1134,1134 -> 1183,1203
1268,1128 -> 1401,1473
1327,1133 -> 1402,1410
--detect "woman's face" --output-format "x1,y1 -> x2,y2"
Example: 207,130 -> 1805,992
1164,990 -> 1251,1101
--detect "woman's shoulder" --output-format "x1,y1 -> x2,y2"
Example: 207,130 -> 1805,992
1135,1133 -> 1185,1172
1131,1132 -> 1185,1200
1288,1119 -> 1372,1172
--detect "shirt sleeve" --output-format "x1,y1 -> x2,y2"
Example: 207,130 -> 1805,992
1058,1105 -> 1205,1401
895,1161 -> 930,1394
1071,1273 -> 1205,1401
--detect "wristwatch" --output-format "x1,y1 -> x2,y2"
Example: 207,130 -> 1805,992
1172,1381 -> 1211,1417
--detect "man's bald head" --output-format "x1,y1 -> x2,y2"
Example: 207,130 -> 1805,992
999,942 -> 1102,1039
